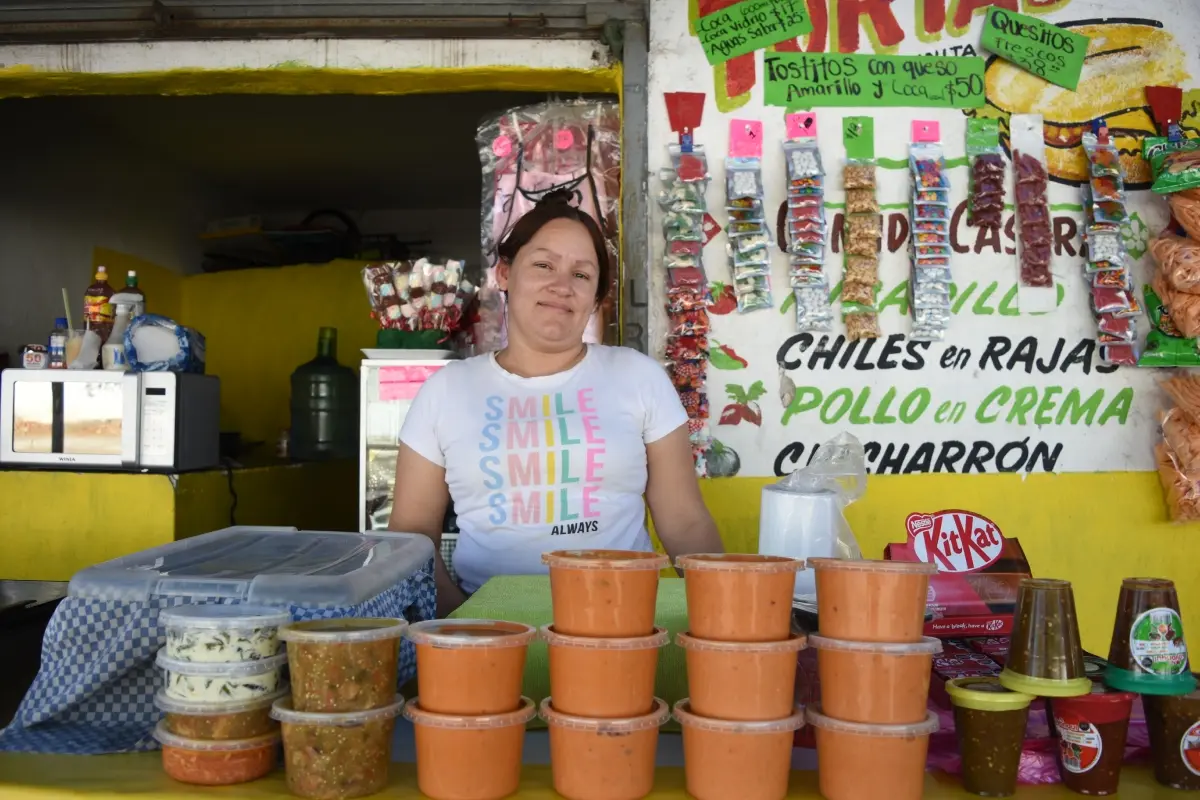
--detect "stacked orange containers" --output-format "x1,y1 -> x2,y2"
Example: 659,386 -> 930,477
539,550 -> 673,800
804,559 -> 942,800
673,554 -> 807,800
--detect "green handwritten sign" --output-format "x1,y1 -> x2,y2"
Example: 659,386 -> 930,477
763,53 -> 986,109
696,0 -> 813,65
980,8 -> 1088,91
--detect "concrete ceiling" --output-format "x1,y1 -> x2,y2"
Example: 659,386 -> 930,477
14,91 -> 562,211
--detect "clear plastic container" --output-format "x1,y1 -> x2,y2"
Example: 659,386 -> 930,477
153,721 -> 280,786
280,618 -> 406,713
405,696 -> 536,800
945,677 -> 1034,797
543,550 -> 669,637
676,554 -> 803,642
156,687 -> 288,740
406,619 -> 536,715
1001,578 -> 1091,697
272,695 -> 403,800
160,604 -> 291,663
156,650 -> 287,703
676,632 -> 805,721
1104,577 -> 1195,695
808,558 -> 936,642
806,705 -> 939,800
807,634 -> 942,724
540,697 -> 669,800
68,526 -> 434,606
542,625 -> 669,718
673,699 -> 805,800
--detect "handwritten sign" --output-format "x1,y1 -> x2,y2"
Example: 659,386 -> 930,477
980,8 -> 1088,91
696,0 -> 813,65
763,53 -> 986,109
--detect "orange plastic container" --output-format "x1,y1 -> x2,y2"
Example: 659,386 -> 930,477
676,554 -> 803,642
405,619 -> 536,715
540,697 -> 668,800
806,705 -> 939,800
808,634 -> 941,724
808,558 -> 936,642
676,632 -> 806,721
404,696 -> 535,800
542,625 -> 668,718
673,699 -> 805,800
543,550 -> 669,637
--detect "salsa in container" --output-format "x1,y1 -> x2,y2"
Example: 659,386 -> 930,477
272,695 -> 403,800
279,617 -> 406,712
1051,683 -> 1135,796
406,619 -> 535,715
543,550 -> 668,638
674,699 -> 805,800
676,632 -> 806,722
160,604 -> 290,663
156,650 -> 287,703
805,705 -> 938,800
1104,578 -> 1195,696
807,558 -> 936,643
156,687 -> 287,740
1143,678 -> 1200,790
945,677 -> 1034,797
1000,579 -> 1091,697
675,554 -> 802,642
545,625 -> 668,719
808,634 -> 941,725
153,721 -> 279,786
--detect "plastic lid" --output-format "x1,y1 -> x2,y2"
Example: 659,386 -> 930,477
1103,665 -> 1198,696
404,696 -> 537,729
156,649 -> 287,677
540,697 -> 669,732
153,721 -> 280,752
673,700 -> 805,734
543,625 -> 669,650
945,677 -> 1034,711
675,553 -> 804,573
541,550 -> 669,571
160,604 -> 291,630
808,634 -> 942,656
55,317 -> 67,328
998,668 -> 1092,698
406,619 -> 536,649
278,617 -> 407,644
806,558 -> 937,575
676,632 -> 806,653
155,686 -> 289,715
271,695 -> 405,727
806,705 -> 939,737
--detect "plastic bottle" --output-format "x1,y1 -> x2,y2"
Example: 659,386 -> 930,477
289,327 -> 358,461
123,270 -> 146,318
48,317 -> 67,369
83,266 -> 115,342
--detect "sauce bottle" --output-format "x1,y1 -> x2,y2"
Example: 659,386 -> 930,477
83,266 -> 115,342
48,317 -> 67,369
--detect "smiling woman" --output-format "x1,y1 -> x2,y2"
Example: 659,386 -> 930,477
388,191 -> 723,616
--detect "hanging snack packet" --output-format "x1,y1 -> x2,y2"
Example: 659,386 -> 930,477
1139,283 -> 1200,367
843,159 -> 876,190
1153,148 -> 1200,195
1167,193 -> 1200,242
1161,407 -> 1200,481
1161,371 -> 1200,423
966,119 -> 1005,232
794,286 -> 834,333
784,140 -> 823,183
843,304 -> 880,341
1151,232 -> 1200,295
726,157 -> 764,200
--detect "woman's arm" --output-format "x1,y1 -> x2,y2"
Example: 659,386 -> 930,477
644,425 -> 724,559
387,443 -> 467,617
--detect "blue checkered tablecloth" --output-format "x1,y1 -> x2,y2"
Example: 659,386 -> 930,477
0,558 -> 435,755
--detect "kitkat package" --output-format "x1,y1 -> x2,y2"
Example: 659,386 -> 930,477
884,509 -> 1032,638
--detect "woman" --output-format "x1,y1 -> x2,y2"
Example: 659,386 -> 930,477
390,191 -> 723,616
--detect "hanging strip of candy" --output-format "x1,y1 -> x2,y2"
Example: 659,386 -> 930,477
1010,114 -> 1056,314
783,112 -> 831,332
1081,128 -> 1138,367
841,116 -> 881,341
908,121 -> 951,342
726,119 -> 773,313
966,118 -> 1004,234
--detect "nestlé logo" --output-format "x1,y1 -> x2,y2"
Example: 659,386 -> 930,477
906,509 -> 1004,573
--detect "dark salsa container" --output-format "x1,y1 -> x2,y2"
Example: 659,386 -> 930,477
945,677 -> 1034,797
1000,579 -> 1091,698
1143,677 -> 1200,790
1051,683 -> 1135,796
1104,578 -> 1195,696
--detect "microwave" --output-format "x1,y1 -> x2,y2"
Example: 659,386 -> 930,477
0,369 -> 220,471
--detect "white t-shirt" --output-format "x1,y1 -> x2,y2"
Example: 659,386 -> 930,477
399,345 -> 688,593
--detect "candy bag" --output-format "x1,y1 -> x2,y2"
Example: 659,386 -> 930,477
1153,148 -> 1200,195
1140,283 -> 1200,367
794,286 -> 834,333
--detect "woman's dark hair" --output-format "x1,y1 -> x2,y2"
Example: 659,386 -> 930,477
496,190 -> 611,303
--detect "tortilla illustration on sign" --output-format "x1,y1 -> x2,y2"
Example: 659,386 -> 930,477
967,18 -> 1191,187
906,510 -> 1004,573
980,8 -> 1089,91
696,0 -> 813,66
764,52 -> 985,110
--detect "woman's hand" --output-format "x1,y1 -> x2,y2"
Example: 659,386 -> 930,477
645,425 -> 724,561
388,443 -> 467,617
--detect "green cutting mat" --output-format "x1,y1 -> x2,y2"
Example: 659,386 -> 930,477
449,575 -> 690,731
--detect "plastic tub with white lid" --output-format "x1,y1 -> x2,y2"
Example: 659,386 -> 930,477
160,604 -> 291,663
157,649 -> 287,703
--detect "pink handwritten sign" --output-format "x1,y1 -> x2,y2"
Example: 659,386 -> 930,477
729,119 -> 763,159
911,120 -> 940,143
786,112 -> 817,140
378,365 -> 442,402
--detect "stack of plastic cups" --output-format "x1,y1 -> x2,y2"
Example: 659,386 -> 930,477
152,605 -> 291,787
804,559 -> 942,800
1104,578 -> 1198,793
945,677 -> 1034,797
272,618 -> 409,800
538,550 -> 672,800
672,554 -> 807,800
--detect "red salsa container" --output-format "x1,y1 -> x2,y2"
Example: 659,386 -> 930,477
1051,684 -> 1134,796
